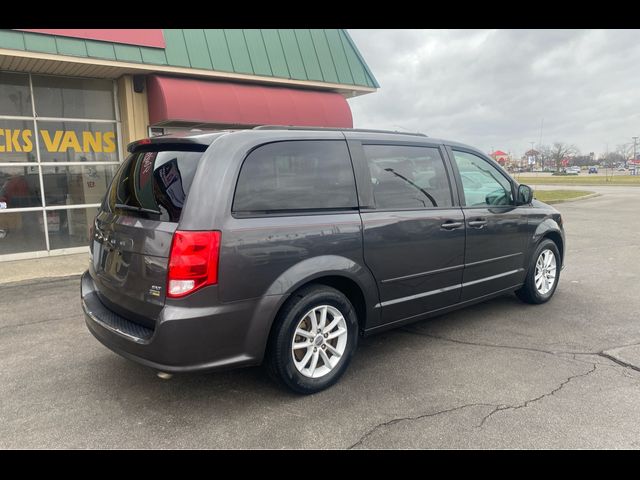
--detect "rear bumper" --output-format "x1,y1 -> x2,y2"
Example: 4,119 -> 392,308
81,271 -> 285,373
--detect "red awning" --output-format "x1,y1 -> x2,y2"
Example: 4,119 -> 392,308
147,75 -> 353,128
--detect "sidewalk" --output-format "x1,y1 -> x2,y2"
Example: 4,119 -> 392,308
0,253 -> 88,285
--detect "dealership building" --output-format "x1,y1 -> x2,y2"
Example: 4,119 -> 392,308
0,29 -> 378,261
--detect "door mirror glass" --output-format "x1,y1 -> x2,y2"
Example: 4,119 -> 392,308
518,184 -> 534,204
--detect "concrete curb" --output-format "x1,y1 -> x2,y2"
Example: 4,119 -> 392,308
0,273 -> 82,288
0,252 -> 88,286
542,192 -> 601,204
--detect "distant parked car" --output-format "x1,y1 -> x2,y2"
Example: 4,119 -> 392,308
588,167 -> 598,174
565,166 -> 580,174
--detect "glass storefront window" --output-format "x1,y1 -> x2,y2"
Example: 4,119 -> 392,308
0,165 -> 42,209
41,164 -> 117,207
0,119 -> 37,163
0,72 -> 32,117
48,207 -> 98,250
0,72 -> 120,259
0,211 -> 47,255
37,121 -> 119,163
32,75 -> 115,120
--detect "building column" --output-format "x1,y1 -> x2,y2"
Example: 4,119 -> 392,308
117,75 -> 149,154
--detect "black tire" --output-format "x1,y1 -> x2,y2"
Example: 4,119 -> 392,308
515,238 -> 561,304
266,284 -> 359,395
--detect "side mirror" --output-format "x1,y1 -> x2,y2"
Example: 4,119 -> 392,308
517,184 -> 534,205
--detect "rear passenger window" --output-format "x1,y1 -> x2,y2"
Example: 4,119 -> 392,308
232,140 -> 357,214
363,145 -> 453,209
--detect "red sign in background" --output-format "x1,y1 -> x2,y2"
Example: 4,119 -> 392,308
16,29 -> 165,49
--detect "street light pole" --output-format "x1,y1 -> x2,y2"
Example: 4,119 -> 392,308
529,141 -> 535,170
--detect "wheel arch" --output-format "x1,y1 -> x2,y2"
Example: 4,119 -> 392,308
532,218 -> 565,266
541,230 -> 564,266
255,255 -> 379,362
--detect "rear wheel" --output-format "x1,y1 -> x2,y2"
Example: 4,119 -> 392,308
515,239 -> 561,304
266,285 -> 359,394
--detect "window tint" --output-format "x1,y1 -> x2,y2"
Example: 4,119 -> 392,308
363,145 -> 452,209
233,140 -> 357,214
107,149 -> 204,222
452,151 -> 513,206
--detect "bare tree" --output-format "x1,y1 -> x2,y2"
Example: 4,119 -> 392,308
604,152 -> 625,167
616,143 -> 633,161
537,144 -> 552,169
549,142 -> 579,170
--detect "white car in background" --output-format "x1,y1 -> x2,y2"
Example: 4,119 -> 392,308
565,166 -> 580,174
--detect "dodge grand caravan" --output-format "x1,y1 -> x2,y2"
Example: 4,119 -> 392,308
81,127 -> 565,394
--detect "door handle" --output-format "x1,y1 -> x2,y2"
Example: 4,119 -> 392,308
468,218 -> 487,228
441,221 -> 463,230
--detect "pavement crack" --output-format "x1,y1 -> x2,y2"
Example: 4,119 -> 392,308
0,316 -> 68,332
402,330 -> 640,374
347,403 -> 496,450
597,352 -> 640,373
400,329 -> 597,357
476,364 -> 597,428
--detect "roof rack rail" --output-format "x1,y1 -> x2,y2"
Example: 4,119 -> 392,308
252,125 -> 428,137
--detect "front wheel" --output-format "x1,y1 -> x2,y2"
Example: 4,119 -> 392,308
266,285 -> 359,394
515,239 -> 561,304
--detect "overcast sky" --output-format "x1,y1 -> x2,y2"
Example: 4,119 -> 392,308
347,29 -> 640,158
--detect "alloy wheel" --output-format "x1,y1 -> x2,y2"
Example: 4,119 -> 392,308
534,248 -> 557,295
291,305 -> 348,379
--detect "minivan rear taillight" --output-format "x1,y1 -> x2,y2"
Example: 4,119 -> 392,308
167,230 -> 221,298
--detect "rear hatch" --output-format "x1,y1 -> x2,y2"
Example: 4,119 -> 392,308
89,142 -> 207,328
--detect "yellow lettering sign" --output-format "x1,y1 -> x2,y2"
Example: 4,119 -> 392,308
22,130 -> 33,153
83,131 -> 102,152
0,129 -> 115,154
58,131 -> 82,152
40,130 -> 63,152
103,132 -> 116,153
4,129 -> 21,152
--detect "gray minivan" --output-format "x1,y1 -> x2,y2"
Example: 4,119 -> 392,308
81,127 -> 565,394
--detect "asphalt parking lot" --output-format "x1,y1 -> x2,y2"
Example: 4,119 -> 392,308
2,185 -> 640,449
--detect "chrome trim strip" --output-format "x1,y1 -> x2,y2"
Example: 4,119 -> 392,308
377,269 -> 523,308
381,264 -> 464,284
367,284 -> 525,333
380,252 -> 522,285
376,283 -> 462,308
462,269 -> 522,287
464,252 -> 523,268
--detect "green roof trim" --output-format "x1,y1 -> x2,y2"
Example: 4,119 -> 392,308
0,29 -> 379,89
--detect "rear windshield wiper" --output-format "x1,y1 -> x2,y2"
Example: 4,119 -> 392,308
114,203 -> 162,215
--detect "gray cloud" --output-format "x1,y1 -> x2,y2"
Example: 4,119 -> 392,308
347,29 -> 640,157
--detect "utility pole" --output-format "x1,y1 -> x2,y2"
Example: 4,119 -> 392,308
529,141 -> 535,170
605,143 -> 609,181
633,136 -> 638,175
538,118 -> 544,147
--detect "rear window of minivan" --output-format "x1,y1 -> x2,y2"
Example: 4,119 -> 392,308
106,147 -> 205,222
